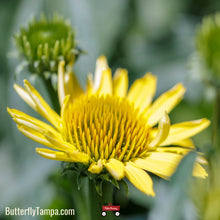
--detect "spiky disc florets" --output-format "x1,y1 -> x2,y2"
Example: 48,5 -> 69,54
15,14 -> 80,75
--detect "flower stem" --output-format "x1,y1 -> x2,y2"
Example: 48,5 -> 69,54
88,180 -> 117,220
41,76 -> 60,113
71,175 -> 90,220
212,87 -> 220,150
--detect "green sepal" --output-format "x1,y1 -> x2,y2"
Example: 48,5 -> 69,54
76,172 -> 87,190
119,179 -> 129,195
62,162 -> 124,196
94,178 -> 104,196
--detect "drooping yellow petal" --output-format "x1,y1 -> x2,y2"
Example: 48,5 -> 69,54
156,147 -> 191,155
44,131 -> 76,152
36,148 -> 90,163
113,68 -> 128,98
97,68 -> 113,96
150,128 -> 195,149
94,55 -> 109,90
170,138 -> 195,149
7,108 -> 60,136
157,148 -> 208,170
125,162 -> 155,196
127,73 -> 157,112
148,112 -> 170,149
17,124 -> 73,152
88,159 -> 103,174
23,80 -> 62,130
133,152 -> 184,179
17,125 -> 54,148
192,162 -> 208,178
36,148 -> 70,161
68,151 -> 90,164
160,119 -> 210,146
145,83 -> 186,126
105,158 -> 125,180
196,155 -> 208,165
14,84 -> 37,111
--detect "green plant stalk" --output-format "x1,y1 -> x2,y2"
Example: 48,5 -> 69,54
41,76 -> 60,113
88,181 -> 116,220
71,177 -> 116,220
71,175 -> 90,220
212,87 -> 220,150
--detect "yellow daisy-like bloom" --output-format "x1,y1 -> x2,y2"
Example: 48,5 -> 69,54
8,56 -> 210,196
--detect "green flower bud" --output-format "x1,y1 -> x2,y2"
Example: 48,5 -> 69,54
15,14 -> 81,75
196,13 -> 220,86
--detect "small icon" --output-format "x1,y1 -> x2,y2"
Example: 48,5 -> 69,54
102,203 -> 120,217
115,211 -> 120,216
102,211 -> 107,216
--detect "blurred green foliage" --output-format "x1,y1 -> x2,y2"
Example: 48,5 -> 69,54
196,13 -> 220,86
1,0 -> 219,219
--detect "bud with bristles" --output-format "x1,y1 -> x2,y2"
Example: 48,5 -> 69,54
14,14 -> 81,75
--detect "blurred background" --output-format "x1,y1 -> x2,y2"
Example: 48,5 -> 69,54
0,0 -> 219,219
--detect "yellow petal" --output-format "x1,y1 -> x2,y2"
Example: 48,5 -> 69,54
113,68 -> 128,98
68,151 -> 90,164
58,61 -> 66,106
36,148 -> 90,163
94,55 -> 109,90
145,83 -> 186,126
86,73 -> 94,95
65,72 -> 84,101
97,68 -> 113,96
160,119 -> 210,146
17,124 -> 73,152
148,112 -> 170,149
14,84 -> 37,111
170,138 -> 195,149
156,147 -> 191,155
44,131 -> 76,152
61,95 -> 70,119
125,162 -> 155,196
151,128 -> 195,149
24,80 -> 62,130
127,73 -> 157,112
88,159 -> 103,174
193,162 -> 208,178
7,108 -> 60,136
105,158 -> 125,180
17,125 -> 54,148
133,152 -> 184,179
36,148 -> 70,161
157,148 -> 208,167
58,61 -> 84,104
196,155 -> 208,165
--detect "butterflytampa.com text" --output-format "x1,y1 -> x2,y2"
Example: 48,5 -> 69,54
5,207 -> 75,217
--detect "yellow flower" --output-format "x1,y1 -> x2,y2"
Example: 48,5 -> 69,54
8,55 -> 210,196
